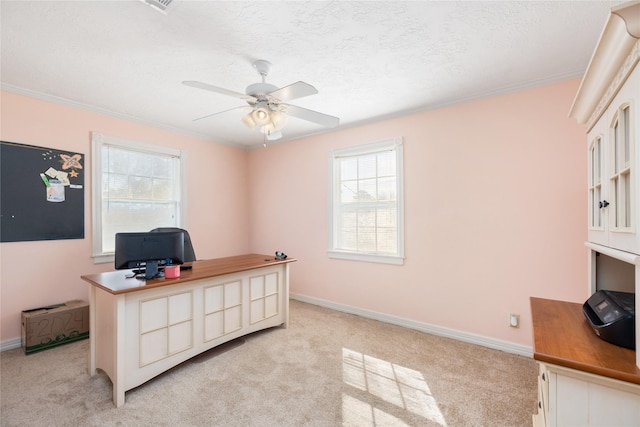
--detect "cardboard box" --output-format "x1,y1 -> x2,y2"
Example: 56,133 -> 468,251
22,300 -> 89,354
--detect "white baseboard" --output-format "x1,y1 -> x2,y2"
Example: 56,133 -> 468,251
1,337 -> 23,352
290,293 -> 533,358
3,295 -> 534,357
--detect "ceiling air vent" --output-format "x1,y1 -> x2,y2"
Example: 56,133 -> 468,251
139,0 -> 176,14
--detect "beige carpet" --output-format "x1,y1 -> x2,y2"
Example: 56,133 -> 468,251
1,300 -> 537,426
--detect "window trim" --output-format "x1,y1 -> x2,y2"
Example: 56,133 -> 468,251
91,132 -> 187,264
328,137 -> 404,265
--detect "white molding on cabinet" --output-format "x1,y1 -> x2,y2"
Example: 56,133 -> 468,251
585,241 -> 640,265
585,41 -> 640,132
569,2 -> 640,129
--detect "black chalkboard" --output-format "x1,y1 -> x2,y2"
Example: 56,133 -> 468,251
1,141 -> 84,242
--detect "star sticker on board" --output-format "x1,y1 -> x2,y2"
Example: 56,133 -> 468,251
69,170 -> 79,178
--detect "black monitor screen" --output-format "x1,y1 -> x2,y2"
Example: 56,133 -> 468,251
115,231 -> 185,278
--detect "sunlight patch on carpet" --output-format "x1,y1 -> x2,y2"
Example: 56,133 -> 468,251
342,348 -> 447,426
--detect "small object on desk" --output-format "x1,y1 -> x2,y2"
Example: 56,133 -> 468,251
275,251 -> 287,260
164,265 -> 180,279
179,264 -> 192,271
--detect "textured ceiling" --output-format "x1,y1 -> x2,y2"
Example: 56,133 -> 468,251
0,1 -> 622,148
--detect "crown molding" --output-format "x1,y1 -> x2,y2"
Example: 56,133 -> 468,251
0,83 -> 246,149
569,1 -> 640,129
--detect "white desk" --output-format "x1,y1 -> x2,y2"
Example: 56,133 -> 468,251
81,254 -> 295,407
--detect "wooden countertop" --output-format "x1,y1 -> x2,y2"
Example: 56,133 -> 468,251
530,297 -> 640,385
81,253 -> 296,295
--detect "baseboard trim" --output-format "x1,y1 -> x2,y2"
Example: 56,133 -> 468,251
3,296 -> 534,357
290,293 -> 533,358
1,337 -> 23,352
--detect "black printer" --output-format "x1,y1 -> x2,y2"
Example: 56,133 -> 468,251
583,290 -> 635,350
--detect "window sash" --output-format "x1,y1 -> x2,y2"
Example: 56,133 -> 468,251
329,138 -> 404,264
91,132 -> 186,262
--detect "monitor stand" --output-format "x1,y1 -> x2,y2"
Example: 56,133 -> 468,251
145,261 -> 159,280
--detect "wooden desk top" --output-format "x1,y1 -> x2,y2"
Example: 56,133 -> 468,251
81,253 -> 296,295
530,297 -> 640,385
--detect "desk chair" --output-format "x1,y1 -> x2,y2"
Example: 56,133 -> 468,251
149,227 -> 197,262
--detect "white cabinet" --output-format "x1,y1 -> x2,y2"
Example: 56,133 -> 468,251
532,363 -> 549,427
570,1 -> 640,369
535,362 -> 640,427
586,67 -> 639,253
547,5 -> 640,424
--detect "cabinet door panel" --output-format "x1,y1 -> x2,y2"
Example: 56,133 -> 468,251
224,305 -> 242,333
140,328 -> 168,366
169,292 -> 191,324
251,300 -> 265,323
589,382 -> 640,426
204,285 -> 223,313
250,276 -> 264,298
140,298 -> 167,333
588,119 -> 609,248
554,374 -> 588,426
606,65 -> 639,254
168,321 -> 192,353
225,281 -> 241,307
265,294 -> 278,318
204,311 -> 223,341
265,273 -> 278,295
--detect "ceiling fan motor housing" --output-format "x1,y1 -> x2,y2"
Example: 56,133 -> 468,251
246,82 -> 279,97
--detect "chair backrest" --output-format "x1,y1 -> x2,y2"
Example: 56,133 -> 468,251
149,227 -> 196,262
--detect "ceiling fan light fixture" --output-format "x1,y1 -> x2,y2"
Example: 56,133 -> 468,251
270,111 -> 287,130
252,107 -> 271,126
241,113 -> 256,128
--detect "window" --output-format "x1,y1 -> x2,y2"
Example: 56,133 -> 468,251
91,132 -> 186,263
328,138 -> 404,265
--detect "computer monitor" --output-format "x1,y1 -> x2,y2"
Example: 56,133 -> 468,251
114,231 -> 185,279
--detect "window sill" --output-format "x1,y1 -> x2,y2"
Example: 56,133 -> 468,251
93,254 -> 114,264
328,250 -> 404,265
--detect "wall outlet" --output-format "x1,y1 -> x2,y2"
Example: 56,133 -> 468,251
510,313 -> 520,328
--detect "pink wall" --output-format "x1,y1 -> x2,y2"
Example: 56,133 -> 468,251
247,79 -> 588,347
0,91 -> 250,342
1,79 -> 587,348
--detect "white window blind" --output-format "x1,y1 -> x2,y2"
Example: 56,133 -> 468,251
91,132 -> 186,262
329,138 -> 404,265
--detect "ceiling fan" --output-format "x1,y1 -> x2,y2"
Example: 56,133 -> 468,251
183,60 -> 340,141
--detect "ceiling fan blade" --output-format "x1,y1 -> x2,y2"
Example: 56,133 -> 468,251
270,81 -> 318,102
284,104 -> 340,128
183,81 -> 257,103
192,106 -> 250,122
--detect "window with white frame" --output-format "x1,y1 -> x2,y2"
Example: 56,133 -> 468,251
328,137 -> 404,265
91,132 -> 186,263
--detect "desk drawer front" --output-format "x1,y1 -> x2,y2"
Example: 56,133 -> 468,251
139,291 -> 194,367
204,280 -> 243,341
250,272 -> 280,324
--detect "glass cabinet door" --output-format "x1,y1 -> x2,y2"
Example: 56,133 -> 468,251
610,104 -> 632,232
589,135 -> 603,230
